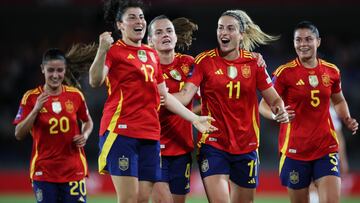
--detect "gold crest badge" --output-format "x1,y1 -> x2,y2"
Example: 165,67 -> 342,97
241,64 -> 251,78
137,50 -> 147,63
170,69 -> 182,81
201,159 -> 209,173
65,100 -> 74,113
119,156 -> 129,171
181,64 -> 190,76
322,74 -> 331,87
227,65 -> 238,79
308,75 -> 319,88
289,170 -> 299,184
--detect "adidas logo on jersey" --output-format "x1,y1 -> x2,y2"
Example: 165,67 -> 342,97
39,107 -> 48,113
248,178 -> 256,184
127,54 -> 135,60
215,69 -> 224,75
296,79 -> 305,86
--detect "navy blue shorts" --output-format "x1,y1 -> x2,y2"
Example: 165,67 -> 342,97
99,132 -> 161,182
32,179 -> 86,203
279,153 -> 341,189
197,144 -> 259,188
159,153 -> 192,195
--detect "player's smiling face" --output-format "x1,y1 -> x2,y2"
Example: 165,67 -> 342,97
148,18 -> 177,52
41,59 -> 66,90
217,15 -> 243,54
117,7 -> 146,45
294,28 -> 320,61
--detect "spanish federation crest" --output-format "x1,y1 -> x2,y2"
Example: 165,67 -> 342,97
137,50 -> 147,63
308,75 -> 319,88
65,100 -> 74,113
51,101 -> 62,114
227,65 -> 238,79
36,188 -> 43,202
119,156 -> 129,171
322,74 -> 331,87
170,69 -> 182,81
201,159 -> 209,173
289,170 -> 299,184
241,64 -> 251,78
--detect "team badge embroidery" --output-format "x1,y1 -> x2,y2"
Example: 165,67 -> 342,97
201,159 -> 209,173
308,75 -> 319,88
149,52 -> 157,63
51,101 -> 62,114
227,65 -> 238,79
322,74 -> 331,87
65,100 -> 74,113
36,188 -> 43,202
137,50 -> 147,63
119,156 -> 129,171
241,64 -> 251,78
181,64 -> 190,76
289,170 -> 299,184
170,69 -> 182,81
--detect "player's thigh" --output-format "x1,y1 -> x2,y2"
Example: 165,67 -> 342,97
152,182 -> 173,203
287,187 -> 310,203
229,180 -> 256,203
111,175 -> 139,202
203,174 -> 230,203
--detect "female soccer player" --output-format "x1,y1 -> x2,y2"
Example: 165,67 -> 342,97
259,21 -> 358,203
89,1 -> 217,202
147,15 -> 198,203
14,47 -> 94,203
174,9 -> 288,203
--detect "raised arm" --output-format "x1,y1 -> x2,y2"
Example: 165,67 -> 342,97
331,92 -> 358,134
89,32 -> 113,87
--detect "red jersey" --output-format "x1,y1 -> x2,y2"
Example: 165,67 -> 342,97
188,49 -> 272,154
13,85 -> 90,183
273,58 -> 341,161
101,40 -> 164,140
159,53 -> 194,156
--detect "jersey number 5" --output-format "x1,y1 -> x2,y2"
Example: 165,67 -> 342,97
310,90 -> 320,107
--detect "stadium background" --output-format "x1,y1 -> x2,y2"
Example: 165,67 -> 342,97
1,0 -> 360,202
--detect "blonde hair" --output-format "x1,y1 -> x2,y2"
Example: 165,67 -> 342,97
221,10 -> 279,51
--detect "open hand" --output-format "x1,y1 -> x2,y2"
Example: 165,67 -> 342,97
192,116 -> 218,134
